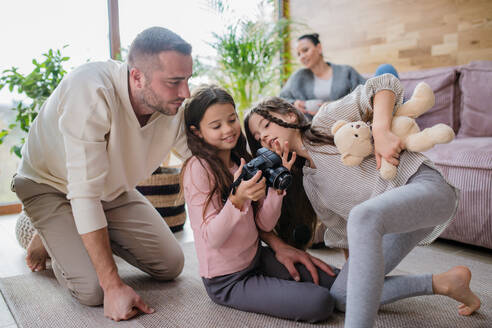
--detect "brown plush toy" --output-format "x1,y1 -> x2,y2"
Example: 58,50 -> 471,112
331,82 -> 455,180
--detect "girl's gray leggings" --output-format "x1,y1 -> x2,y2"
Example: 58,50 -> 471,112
330,164 -> 458,328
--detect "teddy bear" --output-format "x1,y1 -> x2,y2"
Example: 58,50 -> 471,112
331,82 -> 455,180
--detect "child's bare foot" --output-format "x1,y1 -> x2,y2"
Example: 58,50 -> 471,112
433,266 -> 481,315
26,232 -> 49,272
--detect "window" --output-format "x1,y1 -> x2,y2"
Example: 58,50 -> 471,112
0,0 -> 272,206
0,0 -> 109,205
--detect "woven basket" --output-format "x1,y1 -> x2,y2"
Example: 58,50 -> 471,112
136,166 -> 186,232
15,211 -> 36,250
13,167 -> 186,248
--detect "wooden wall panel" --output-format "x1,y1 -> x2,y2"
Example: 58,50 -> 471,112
289,0 -> 492,73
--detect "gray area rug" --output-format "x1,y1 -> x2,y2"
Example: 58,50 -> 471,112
1,242 -> 491,328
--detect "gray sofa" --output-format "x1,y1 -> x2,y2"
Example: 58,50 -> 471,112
399,61 -> 492,249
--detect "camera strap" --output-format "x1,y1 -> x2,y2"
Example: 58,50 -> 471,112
230,172 -> 246,195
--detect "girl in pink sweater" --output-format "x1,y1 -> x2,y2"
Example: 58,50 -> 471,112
182,85 -> 338,322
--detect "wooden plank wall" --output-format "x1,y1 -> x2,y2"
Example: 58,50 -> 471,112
288,0 -> 492,73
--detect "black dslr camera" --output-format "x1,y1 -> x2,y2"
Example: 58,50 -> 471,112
231,147 -> 292,194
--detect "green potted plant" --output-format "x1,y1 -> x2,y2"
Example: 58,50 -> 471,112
0,48 -> 70,248
204,0 -> 292,121
0,47 -> 70,157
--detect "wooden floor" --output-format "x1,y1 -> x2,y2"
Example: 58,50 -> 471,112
1,213 -> 491,328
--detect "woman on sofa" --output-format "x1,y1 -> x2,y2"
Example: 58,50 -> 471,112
280,33 -> 399,119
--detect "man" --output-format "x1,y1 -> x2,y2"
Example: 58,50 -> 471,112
11,26 -> 193,321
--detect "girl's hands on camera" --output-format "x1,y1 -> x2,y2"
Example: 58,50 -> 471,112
229,158 -> 266,210
273,140 -> 297,171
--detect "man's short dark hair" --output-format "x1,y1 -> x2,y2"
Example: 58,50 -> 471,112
128,26 -> 192,67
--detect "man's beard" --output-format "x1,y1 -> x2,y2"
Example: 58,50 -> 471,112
144,98 -> 170,116
141,86 -> 177,116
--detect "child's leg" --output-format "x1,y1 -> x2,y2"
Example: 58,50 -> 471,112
343,165 -> 457,328
259,246 -> 339,289
202,247 -> 335,323
330,227 -> 435,311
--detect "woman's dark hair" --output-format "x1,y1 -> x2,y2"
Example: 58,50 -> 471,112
244,97 -> 333,249
298,33 -> 320,46
182,85 -> 252,219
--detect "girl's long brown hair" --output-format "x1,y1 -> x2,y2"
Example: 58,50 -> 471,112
244,97 -> 333,249
181,85 -> 252,219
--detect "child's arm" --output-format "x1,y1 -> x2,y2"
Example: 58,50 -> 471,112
254,188 -> 286,232
184,158 -> 257,249
260,231 -> 336,284
312,73 -> 404,136
372,90 -> 404,169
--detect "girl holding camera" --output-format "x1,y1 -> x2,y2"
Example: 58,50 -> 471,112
245,74 -> 480,328
181,85 -> 339,322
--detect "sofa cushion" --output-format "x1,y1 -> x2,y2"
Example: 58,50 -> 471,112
457,64 -> 492,138
424,137 -> 492,249
468,60 -> 492,68
399,67 -> 459,133
423,137 -> 492,170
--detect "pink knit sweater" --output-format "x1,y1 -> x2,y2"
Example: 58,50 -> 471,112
183,156 -> 285,278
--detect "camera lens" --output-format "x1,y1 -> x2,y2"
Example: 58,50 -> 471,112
273,171 -> 292,190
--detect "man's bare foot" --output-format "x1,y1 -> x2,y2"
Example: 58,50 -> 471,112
26,232 -> 49,272
433,266 -> 481,315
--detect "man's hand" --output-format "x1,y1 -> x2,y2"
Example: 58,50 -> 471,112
81,227 -> 154,321
103,281 -> 154,321
274,243 -> 335,285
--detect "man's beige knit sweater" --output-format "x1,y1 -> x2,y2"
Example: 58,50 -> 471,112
18,60 -> 190,234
